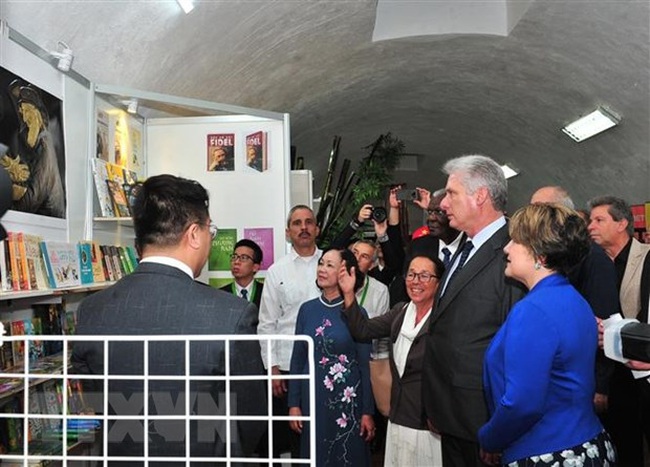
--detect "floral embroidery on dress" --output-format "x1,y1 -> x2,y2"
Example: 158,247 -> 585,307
315,317 -> 361,465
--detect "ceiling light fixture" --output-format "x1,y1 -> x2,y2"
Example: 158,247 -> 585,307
176,0 -> 194,14
50,41 -> 74,72
500,164 -> 519,179
127,99 -> 138,114
562,107 -> 620,142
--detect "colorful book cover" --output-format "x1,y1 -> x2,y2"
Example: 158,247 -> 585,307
96,110 -> 110,161
16,233 -> 31,291
243,228 -> 274,271
24,233 -> 49,290
88,242 -> 107,282
207,133 -> 235,172
245,131 -> 268,172
108,245 -> 125,279
208,228 -> 237,271
100,245 -> 116,282
77,243 -> 94,285
6,232 -> 21,291
25,318 -> 45,363
91,158 -> 116,217
125,245 -> 139,271
40,242 -> 81,289
106,180 -> 131,217
11,319 -> 25,368
1,321 -> 13,370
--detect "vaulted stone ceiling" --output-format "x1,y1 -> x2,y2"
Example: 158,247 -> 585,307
3,0 -> 649,212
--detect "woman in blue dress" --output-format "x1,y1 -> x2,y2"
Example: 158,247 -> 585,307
288,248 -> 375,466
479,203 -> 616,466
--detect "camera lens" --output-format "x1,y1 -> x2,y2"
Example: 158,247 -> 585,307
371,206 -> 387,223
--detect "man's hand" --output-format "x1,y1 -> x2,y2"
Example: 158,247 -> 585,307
289,407 -> 303,434
414,187 -> 431,210
357,204 -> 373,224
626,360 -> 650,371
271,365 -> 287,398
593,393 -> 608,413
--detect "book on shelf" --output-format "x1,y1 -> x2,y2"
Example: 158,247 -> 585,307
106,179 -> 131,218
77,242 -> 94,285
0,239 -> 12,292
91,157 -> 116,218
87,241 -> 107,283
246,130 -> 268,172
15,232 -> 31,291
207,133 -> 235,171
24,317 -> 45,363
7,232 -> 23,291
10,319 -> 25,369
40,241 -> 81,289
24,233 -> 50,290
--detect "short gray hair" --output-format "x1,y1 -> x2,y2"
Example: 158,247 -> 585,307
442,155 -> 507,212
587,195 -> 634,236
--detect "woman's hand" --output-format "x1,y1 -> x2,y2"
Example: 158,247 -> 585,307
338,262 -> 356,295
289,407 -> 303,434
479,448 -> 502,466
359,414 -> 375,442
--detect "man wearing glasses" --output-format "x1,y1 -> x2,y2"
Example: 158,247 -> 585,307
72,174 -> 266,462
221,239 -> 265,309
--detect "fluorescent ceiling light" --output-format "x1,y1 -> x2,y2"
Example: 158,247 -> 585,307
562,107 -> 620,142
177,0 -> 194,14
500,164 -> 519,179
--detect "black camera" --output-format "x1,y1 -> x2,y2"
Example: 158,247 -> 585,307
370,206 -> 387,223
396,189 -> 420,202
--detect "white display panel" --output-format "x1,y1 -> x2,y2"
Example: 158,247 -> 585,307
146,115 -> 290,284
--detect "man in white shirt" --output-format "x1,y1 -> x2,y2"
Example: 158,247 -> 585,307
350,240 -> 390,358
257,204 -> 322,459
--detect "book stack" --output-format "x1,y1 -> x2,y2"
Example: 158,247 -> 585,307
91,158 -> 139,218
0,234 -> 140,292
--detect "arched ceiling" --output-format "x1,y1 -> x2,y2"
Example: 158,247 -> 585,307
2,0 -> 649,212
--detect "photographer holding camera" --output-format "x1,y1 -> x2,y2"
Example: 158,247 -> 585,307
331,194 -> 404,287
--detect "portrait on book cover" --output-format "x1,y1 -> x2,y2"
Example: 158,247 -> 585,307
207,133 -> 234,172
0,66 -> 66,218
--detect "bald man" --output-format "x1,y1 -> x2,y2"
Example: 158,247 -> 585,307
531,186 -> 619,414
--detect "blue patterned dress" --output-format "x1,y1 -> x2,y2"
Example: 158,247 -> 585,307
288,295 -> 373,466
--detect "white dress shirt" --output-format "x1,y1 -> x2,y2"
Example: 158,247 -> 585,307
257,247 -> 322,370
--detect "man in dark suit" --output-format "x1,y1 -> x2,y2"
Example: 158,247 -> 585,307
530,186 -> 619,415
422,155 -> 526,466
220,239 -> 264,309
72,174 -> 266,465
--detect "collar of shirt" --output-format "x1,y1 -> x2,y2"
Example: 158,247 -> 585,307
467,216 -> 507,262
140,256 -> 194,279
439,231 -> 464,257
289,246 -> 322,263
235,281 -> 254,297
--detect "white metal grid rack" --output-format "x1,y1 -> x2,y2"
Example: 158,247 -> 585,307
0,334 -> 316,466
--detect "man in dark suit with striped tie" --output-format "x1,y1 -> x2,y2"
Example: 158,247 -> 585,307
422,155 -> 526,467
220,239 -> 265,310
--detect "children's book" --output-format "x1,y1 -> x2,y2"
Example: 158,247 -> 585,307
40,241 -> 81,289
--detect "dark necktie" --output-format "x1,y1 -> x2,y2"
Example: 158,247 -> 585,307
241,289 -> 248,300
447,241 -> 474,286
441,247 -> 452,268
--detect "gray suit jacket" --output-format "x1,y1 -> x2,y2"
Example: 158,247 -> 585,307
422,224 -> 526,442
620,238 -> 650,318
71,262 -> 266,460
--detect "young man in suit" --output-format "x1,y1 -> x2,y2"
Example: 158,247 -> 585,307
422,155 -> 526,467
220,239 -> 264,309
71,174 -> 266,463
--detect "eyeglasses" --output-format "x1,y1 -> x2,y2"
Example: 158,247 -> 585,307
208,222 -> 218,240
230,253 -> 254,263
427,208 -> 447,218
404,271 -> 438,282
